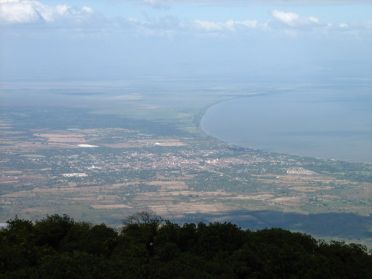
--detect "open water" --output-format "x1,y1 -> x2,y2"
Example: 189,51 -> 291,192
201,85 -> 372,162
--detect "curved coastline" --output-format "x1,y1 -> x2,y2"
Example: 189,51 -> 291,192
198,92 -> 372,163
196,91 -> 275,131
195,92 -> 268,153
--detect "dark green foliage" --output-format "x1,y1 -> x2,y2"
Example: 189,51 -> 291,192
0,214 -> 371,279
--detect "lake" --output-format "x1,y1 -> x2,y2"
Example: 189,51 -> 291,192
201,85 -> 372,162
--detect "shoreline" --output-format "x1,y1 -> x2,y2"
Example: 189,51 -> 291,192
197,93 -> 372,165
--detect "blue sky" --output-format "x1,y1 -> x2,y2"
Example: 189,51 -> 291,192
0,0 -> 371,81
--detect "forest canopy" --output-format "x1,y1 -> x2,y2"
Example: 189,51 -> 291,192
0,213 -> 371,279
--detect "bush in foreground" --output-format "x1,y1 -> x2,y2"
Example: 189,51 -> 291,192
0,213 -> 371,279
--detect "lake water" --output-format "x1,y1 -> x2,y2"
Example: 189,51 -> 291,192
201,86 -> 372,162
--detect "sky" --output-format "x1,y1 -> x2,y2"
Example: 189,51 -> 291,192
0,0 -> 371,82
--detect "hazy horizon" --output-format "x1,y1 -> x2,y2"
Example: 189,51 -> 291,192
1,0 -> 372,82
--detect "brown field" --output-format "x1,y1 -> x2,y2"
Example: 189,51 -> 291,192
0,178 -> 19,184
271,196 -> 304,206
91,204 -> 132,209
149,180 -> 189,191
230,193 -> 276,201
36,132 -> 86,144
104,139 -> 186,148
148,202 -> 231,216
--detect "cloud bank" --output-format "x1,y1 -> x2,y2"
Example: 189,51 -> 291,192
1,0 -> 370,39
0,0 -> 93,24
271,10 -> 319,28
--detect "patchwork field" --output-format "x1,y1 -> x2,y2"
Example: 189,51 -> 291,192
0,81 -> 371,245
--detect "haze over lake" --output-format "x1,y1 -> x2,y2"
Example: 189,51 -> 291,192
201,83 -> 372,163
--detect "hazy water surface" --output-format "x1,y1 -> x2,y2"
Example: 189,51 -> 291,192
201,87 -> 372,162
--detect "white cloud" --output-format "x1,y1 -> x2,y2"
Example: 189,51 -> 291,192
1,0 -> 369,39
0,0 -> 41,23
271,10 -> 320,28
308,16 -> 319,24
55,5 -> 69,16
194,20 -> 222,31
0,0 -> 94,24
194,19 -> 259,32
271,10 -> 299,26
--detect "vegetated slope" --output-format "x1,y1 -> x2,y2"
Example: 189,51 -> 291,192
0,213 -> 371,279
